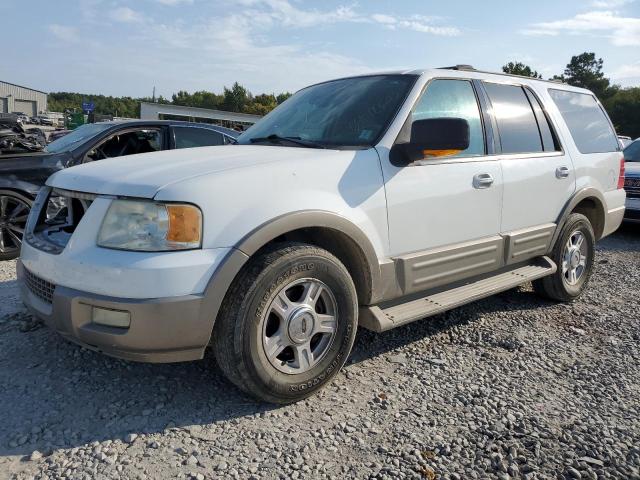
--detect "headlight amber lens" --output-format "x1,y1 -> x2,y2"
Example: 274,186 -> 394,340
166,205 -> 202,244
98,200 -> 202,251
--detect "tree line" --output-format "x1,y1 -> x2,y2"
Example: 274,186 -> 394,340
503,52 -> 639,139
47,82 -> 293,119
48,52 -> 639,138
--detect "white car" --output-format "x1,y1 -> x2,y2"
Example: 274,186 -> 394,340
19,67 -> 625,403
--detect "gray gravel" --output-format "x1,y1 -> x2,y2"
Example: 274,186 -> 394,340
1,225 -> 639,480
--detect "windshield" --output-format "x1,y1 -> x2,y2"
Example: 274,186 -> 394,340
624,140 -> 640,162
46,123 -> 113,153
238,74 -> 417,149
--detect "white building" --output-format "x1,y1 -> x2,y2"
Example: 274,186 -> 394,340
140,102 -> 261,130
0,81 -> 48,116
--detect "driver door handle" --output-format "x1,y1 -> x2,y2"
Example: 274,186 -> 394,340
473,173 -> 494,189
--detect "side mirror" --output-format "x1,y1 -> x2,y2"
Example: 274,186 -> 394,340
391,117 -> 470,165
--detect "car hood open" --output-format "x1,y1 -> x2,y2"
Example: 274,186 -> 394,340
47,145 -> 352,198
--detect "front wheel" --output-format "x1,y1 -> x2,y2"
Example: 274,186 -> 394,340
533,213 -> 595,302
212,243 -> 358,404
0,190 -> 32,261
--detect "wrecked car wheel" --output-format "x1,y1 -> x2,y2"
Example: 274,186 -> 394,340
0,191 -> 32,261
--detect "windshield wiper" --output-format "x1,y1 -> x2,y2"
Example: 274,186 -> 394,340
249,134 -> 327,149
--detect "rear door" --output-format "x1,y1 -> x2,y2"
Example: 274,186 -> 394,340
481,82 -> 574,254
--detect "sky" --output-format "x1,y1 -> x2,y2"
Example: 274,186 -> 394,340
1,0 -> 639,98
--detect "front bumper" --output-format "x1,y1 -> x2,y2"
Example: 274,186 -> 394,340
18,260 -> 211,362
623,196 -> 640,223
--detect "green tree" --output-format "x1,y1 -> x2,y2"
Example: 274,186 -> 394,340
276,92 -> 293,104
561,52 -> 618,100
244,93 -> 278,116
222,82 -> 250,113
604,87 -> 640,139
502,61 -> 541,78
48,83 -> 292,119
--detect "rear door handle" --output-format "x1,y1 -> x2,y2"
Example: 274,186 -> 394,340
556,166 -> 570,179
473,173 -> 494,189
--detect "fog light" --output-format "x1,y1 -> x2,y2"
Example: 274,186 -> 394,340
92,307 -> 131,328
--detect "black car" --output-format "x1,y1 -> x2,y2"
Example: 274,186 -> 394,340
0,120 -> 238,260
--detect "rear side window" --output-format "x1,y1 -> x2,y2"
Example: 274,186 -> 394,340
483,83 -> 543,154
548,89 -> 619,154
173,127 -> 225,149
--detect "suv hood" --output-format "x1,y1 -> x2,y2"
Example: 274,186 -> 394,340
47,145 -> 351,198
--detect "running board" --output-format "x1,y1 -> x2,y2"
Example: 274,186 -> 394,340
360,256 -> 556,333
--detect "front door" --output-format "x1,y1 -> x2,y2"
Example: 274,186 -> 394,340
379,78 -> 504,292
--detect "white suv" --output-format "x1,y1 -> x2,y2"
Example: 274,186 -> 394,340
19,67 -> 626,403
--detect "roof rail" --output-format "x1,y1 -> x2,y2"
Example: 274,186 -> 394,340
436,65 -> 566,85
438,64 -> 476,71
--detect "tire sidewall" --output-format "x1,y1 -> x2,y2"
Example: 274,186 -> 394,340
554,214 -> 595,298
237,249 -> 357,401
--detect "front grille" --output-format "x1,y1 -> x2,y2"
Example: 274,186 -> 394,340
24,268 -> 55,304
625,177 -> 640,199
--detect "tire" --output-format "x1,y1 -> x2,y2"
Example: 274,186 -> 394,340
0,190 -> 32,261
533,213 -> 595,302
212,243 -> 358,404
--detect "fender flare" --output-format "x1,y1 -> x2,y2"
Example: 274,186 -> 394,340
551,187 -> 607,247
199,210 -> 383,337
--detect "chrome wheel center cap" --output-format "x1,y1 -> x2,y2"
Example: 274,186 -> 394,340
570,250 -> 581,268
287,307 -> 316,344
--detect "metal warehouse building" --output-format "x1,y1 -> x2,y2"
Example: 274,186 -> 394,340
140,102 -> 261,130
0,81 -> 48,116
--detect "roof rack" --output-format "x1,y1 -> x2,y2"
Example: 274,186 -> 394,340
437,65 -> 566,85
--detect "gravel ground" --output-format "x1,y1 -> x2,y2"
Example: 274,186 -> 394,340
1,225 -> 639,480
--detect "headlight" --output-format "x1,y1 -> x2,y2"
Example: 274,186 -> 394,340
45,195 -> 68,221
97,200 -> 202,251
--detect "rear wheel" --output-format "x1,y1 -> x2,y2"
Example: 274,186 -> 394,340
533,213 -> 595,302
212,243 -> 358,404
0,190 -> 32,261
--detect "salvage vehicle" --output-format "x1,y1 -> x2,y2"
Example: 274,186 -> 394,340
0,120 -> 238,260
0,118 -> 47,154
623,139 -> 640,222
35,116 -> 54,126
19,67 -> 625,403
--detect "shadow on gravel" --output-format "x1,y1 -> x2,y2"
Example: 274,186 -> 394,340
0,286 -> 553,458
349,286 -> 557,366
0,326 -> 280,457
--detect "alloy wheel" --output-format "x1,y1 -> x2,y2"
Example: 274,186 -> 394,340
261,278 -> 338,374
562,230 -> 588,286
0,195 -> 30,255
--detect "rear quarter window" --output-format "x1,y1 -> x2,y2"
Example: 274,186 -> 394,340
548,89 -> 619,154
